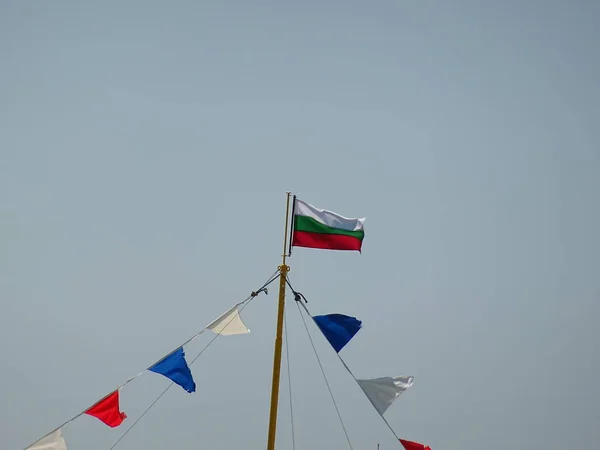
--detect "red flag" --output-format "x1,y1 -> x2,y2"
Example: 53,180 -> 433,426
85,390 -> 127,427
399,439 -> 430,450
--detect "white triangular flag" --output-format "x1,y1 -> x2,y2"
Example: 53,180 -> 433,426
206,304 -> 250,335
356,376 -> 414,415
26,430 -> 67,450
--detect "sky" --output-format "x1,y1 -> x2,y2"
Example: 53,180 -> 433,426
1,1 -> 599,449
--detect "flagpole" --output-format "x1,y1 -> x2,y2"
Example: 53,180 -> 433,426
267,192 -> 292,450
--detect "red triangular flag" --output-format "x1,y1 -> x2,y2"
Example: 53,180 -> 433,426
85,390 -> 127,427
399,439 -> 430,450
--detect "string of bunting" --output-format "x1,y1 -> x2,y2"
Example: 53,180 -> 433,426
24,271 -> 279,450
290,281 -> 428,450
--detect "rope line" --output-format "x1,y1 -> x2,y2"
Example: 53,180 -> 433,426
295,299 -> 354,450
106,271 -> 280,450
286,276 -> 404,446
284,297 -> 297,450
24,269 -> 282,450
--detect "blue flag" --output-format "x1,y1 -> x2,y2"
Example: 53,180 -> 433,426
149,347 -> 196,393
313,313 -> 362,353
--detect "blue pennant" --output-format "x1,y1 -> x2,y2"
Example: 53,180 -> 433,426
149,347 -> 196,393
313,313 -> 362,353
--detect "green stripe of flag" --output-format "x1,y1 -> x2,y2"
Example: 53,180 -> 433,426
294,215 -> 365,239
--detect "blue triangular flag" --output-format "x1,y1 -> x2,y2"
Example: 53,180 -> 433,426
313,313 -> 362,353
149,347 -> 196,393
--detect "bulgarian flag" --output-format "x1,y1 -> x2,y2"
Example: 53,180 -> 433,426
291,198 -> 365,252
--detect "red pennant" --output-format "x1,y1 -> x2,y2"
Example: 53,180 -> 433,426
399,439 -> 430,450
85,390 -> 127,427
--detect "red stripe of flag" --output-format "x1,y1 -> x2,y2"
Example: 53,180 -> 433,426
292,230 -> 363,251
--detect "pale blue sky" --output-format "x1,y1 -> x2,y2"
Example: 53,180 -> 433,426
2,1 -> 599,449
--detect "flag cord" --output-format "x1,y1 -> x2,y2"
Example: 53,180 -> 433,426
286,276 -> 404,448
294,293 -> 354,450
283,297 -> 297,450
105,270 -> 280,450
24,269 -> 280,450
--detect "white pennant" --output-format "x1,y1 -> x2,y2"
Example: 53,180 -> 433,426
357,376 -> 414,415
26,429 -> 67,450
206,304 -> 250,335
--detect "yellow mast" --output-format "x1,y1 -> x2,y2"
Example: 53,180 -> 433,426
266,192 -> 292,450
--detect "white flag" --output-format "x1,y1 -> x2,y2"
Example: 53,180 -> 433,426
26,429 -> 67,450
357,376 -> 414,415
206,304 -> 250,335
